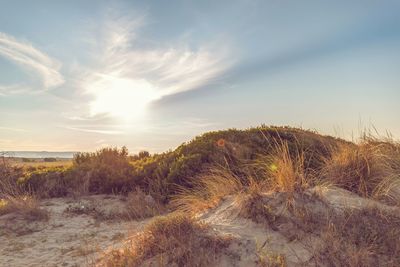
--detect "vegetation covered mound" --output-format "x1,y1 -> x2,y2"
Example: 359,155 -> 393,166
1,125 -> 400,267
1,125 -> 399,208
4,126 -> 346,201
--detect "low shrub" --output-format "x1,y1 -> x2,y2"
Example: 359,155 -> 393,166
101,213 -> 230,266
0,194 -> 49,221
43,157 -> 57,162
71,147 -> 134,194
19,166 -> 71,198
125,188 -> 165,219
317,207 -> 400,266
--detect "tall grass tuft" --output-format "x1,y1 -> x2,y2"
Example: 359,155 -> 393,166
171,167 -> 244,213
253,137 -> 320,194
321,136 -> 400,203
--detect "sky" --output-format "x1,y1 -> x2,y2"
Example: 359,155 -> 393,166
0,0 -> 399,152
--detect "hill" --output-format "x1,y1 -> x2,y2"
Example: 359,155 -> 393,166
1,125 -> 399,266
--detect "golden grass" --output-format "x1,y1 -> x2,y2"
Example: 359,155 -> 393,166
171,167 -> 244,213
12,160 -> 72,169
173,133 -> 400,219
321,138 -> 400,203
100,213 -> 230,266
256,245 -> 286,267
255,140 -> 313,193
172,140 -> 316,214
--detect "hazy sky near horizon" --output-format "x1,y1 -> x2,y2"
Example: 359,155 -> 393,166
0,0 -> 399,152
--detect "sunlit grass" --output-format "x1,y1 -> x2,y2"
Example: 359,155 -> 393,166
13,160 -> 72,168
0,199 -> 8,210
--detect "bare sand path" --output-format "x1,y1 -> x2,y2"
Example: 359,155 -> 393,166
0,195 -> 147,267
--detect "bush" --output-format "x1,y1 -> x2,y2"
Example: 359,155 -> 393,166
131,150 -> 151,161
19,167 -> 71,198
125,188 -> 165,219
101,213 -> 230,266
71,146 -> 134,193
43,157 -> 57,162
131,126 -> 342,201
6,126 -> 352,201
0,194 -> 49,221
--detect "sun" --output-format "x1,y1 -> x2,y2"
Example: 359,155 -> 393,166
87,76 -> 160,121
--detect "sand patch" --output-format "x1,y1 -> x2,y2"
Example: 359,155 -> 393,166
0,195 -> 147,267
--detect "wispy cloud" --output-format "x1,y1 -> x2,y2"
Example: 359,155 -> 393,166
61,126 -> 124,135
0,32 -> 64,92
78,15 -> 233,119
0,126 -> 28,132
0,84 -> 31,96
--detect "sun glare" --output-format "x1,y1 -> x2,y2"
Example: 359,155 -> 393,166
87,76 -> 160,121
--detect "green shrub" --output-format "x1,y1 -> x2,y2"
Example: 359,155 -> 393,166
19,166 -> 71,198
130,126 -> 343,200
9,125 -> 349,200
71,146 -> 134,193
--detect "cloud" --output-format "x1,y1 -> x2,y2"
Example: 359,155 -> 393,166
0,84 -> 31,95
79,15 -> 233,119
61,126 -> 124,135
0,32 -> 64,91
0,126 -> 28,132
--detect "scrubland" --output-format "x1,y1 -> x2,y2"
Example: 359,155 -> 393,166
1,125 -> 400,267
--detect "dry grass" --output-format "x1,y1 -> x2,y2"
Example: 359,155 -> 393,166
0,156 -> 49,221
172,139 -> 316,214
256,244 -> 286,267
0,194 -> 49,221
238,188 -> 400,266
255,140 -> 314,193
172,133 -> 400,220
171,167 -> 244,213
321,138 -> 400,203
15,160 -> 72,169
125,188 -> 165,219
238,191 -> 278,228
237,188 -> 330,240
316,207 -> 400,266
100,213 -> 231,266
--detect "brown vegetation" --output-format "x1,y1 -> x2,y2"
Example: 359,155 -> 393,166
125,188 -> 166,219
1,126 -> 400,266
322,136 -> 400,203
171,167 -> 244,213
0,157 -> 48,221
316,206 -> 400,266
100,213 -> 231,266
0,194 -> 49,221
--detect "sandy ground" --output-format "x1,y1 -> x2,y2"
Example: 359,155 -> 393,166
0,195 -> 147,267
197,186 -> 400,267
1,187 -> 399,267
198,195 -> 318,266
